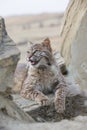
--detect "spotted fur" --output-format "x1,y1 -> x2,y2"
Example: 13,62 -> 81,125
19,38 -> 82,113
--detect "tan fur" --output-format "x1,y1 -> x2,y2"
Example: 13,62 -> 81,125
14,38 -> 82,113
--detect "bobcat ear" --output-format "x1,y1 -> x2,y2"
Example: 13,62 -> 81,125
42,38 -> 52,52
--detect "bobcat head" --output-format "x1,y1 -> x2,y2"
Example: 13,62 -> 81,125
27,38 -> 53,69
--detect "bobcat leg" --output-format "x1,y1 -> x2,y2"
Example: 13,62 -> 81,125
54,82 -> 83,113
20,88 -> 49,106
54,85 -> 67,113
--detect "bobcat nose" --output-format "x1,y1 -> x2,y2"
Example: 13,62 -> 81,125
29,56 -> 36,62
29,56 -> 34,61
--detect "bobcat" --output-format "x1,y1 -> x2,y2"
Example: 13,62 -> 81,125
14,38 -> 83,113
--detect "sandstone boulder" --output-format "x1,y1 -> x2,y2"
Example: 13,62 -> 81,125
60,0 -> 87,90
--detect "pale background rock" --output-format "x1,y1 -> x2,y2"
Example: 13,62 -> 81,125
60,0 -> 87,90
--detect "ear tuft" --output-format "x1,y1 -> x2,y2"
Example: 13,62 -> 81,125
44,38 -> 50,44
42,38 -> 52,52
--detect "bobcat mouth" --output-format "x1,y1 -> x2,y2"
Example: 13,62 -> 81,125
30,60 -> 39,65
28,56 -> 51,66
29,58 -> 51,66
29,58 -> 40,65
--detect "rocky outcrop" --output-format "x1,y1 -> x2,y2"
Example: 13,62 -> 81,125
0,17 -> 34,123
60,0 -> 87,90
0,17 -> 20,92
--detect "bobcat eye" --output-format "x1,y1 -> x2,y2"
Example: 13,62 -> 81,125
34,50 -> 41,56
41,52 -> 46,56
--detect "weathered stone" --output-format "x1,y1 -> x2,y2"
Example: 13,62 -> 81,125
0,17 -> 20,92
2,115 -> 87,130
0,17 -> 34,123
0,95 -> 34,122
60,0 -> 87,89
13,63 -> 28,93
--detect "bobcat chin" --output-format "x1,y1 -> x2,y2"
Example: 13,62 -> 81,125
14,38 -> 82,113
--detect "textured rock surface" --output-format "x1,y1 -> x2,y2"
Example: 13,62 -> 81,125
1,116 -> 87,130
0,17 -> 34,123
0,17 -> 20,92
60,0 -> 87,90
0,95 -> 34,122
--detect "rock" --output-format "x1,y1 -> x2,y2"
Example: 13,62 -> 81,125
0,95 -> 34,122
60,0 -> 87,90
0,17 -> 20,92
0,17 -> 7,45
13,63 -> 28,93
2,116 -> 87,130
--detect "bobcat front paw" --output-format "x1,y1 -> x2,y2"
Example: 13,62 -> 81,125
54,98 -> 65,113
40,97 -> 50,106
37,95 -> 50,106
